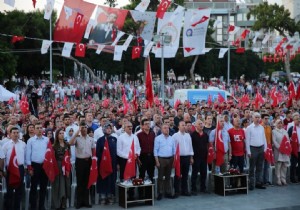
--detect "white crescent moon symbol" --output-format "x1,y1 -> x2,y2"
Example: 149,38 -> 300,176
92,156 -> 97,161
79,44 -> 84,51
161,2 -> 168,10
135,48 -> 140,54
13,156 -> 18,168
64,155 -> 69,163
45,148 -> 51,161
218,130 -> 223,142
76,15 -> 82,24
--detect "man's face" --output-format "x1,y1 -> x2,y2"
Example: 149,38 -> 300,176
142,120 -> 150,131
253,115 -> 260,124
206,116 -> 213,124
80,126 -> 87,135
294,116 -> 300,126
162,124 -> 169,136
10,129 -> 19,141
64,117 -> 70,126
35,125 -> 43,136
125,123 -> 133,135
178,121 -> 186,132
86,113 -> 93,122
177,110 -> 183,117
169,117 -> 174,126
195,120 -> 204,131
107,13 -> 117,24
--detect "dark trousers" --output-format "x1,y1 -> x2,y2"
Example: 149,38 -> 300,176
75,158 -> 91,206
230,155 -> 245,173
30,162 -> 48,210
174,156 -> 190,194
139,153 -> 155,181
4,165 -> 25,210
249,146 -> 264,187
290,152 -> 300,181
191,158 -> 207,192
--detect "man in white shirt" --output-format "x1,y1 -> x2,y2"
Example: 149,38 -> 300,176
3,127 -> 26,210
172,121 -> 194,197
245,112 -> 267,190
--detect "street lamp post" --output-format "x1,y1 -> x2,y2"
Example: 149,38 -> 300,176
227,10 -> 231,87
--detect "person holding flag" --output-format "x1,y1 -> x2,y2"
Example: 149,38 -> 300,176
287,113 -> 300,183
245,112 -> 267,190
209,115 -> 231,175
69,121 -> 95,209
51,128 -> 71,210
96,123 -> 118,205
272,119 -> 290,186
26,123 -> 49,210
2,127 -> 26,210
117,122 -> 141,199
172,121 -> 194,197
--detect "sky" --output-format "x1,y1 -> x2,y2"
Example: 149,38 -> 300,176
0,0 -> 282,13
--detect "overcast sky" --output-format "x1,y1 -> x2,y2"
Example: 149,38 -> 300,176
0,0 -> 282,13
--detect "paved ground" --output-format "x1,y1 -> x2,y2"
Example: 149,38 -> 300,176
70,183 -> 300,210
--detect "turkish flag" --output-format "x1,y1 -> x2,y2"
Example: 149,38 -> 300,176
217,93 -> 225,103
191,15 -> 209,27
132,46 -> 142,59
240,29 -> 250,39
99,139 -> 113,179
62,150 -> 72,177
264,143 -> 274,164
88,149 -> 98,189
174,143 -> 181,178
215,120 -> 225,166
279,135 -> 292,155
43,141 -> 59,182
63,96 -> 68,105
228,25 -> 235,32
132,89 -> 138,112
288,81 -> 296,107
270,87 -> 279,107
11,36 -> 24,44
8,97 -> 14,105
236,47 -> 245,54
75,43 -> 86,57
296,84 -> 300,100
174,99 -> 181,110
8,146 -> 21,188
156,0 -> 172,19
32,0 -> 36,8
145,57 -> 154,106
291,126 -> 299,157
73,13 -> 84,33
122,92 -> 129,115
19,95 -> 30,115
123,140 -> 136,180
207,143 -> 214,164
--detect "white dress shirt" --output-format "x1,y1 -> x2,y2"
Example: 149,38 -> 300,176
94,127 -> 104,142
117,132 -> 141,159
172,131 -> 194,156
0,145 -> 4,159
2,139 -> 26,166
74,135 -> 95,159
245,123 -> 267,155
26,135 -> 49,165
0,137 -> 11,147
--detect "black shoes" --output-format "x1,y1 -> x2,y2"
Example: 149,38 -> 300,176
157,194 -> 162,200
255,184 -> 266,189
249,186 -> 254,191
191,191 -> 197,196
181,192 -> 191,196
165,193 -> 176,199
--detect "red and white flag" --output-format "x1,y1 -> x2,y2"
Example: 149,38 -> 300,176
217,93 -> 225,104
145,57 -> 154,106
132,46 -> 142,59
156,0 -> 172,19
207,143 -> 215,164
191,15 -> 209,27
291,125 -> 299,157
88,149 -> 98,188
19,95 -> 30,115
123,140 -> 136,180
287,81 -> 296,107
99,139 -> 113,179
8,146 -> 21,188
279,135 -> 292,155
215,119 -> 225,166
11,35 -> 24,44
43,141 -> 59,182
174,143 -> 181,177
75,43 -> 86,57
62,149 -> 72,177
207,95 -> 212,106
264,143 -> 274,165
8,97 -> 14,105
73,12 -> 84,34
240,29 -> 250,39
228,25 -> 240,34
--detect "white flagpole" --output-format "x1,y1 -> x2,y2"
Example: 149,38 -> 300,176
50,15 -> 53,83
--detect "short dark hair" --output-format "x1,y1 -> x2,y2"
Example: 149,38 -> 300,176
141,118 -> 149,125
261,113 -> 269,119
10,127 -> 19,133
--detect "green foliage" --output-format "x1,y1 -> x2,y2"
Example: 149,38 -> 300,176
247,2 -> 300,36
291,54 -> 300,72
104,0 -> 118,8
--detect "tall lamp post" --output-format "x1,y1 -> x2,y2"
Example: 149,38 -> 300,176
154,33 -> 172,103
227,10 -> 231,87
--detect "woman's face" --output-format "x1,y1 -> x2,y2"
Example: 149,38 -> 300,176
276,121 -> 283,129
69,129 -> 74,136
47,132 -> 53,138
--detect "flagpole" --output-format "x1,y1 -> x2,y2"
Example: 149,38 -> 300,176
50,15 -> 53,84
227,10 -> 230,87
161,33 -> 165,103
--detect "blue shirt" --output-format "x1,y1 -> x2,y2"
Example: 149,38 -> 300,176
209,128 -> 230,153
154,134 -> 175,157
26,135 -> 49,165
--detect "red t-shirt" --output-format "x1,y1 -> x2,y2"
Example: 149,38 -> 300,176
228,128 -> 245,156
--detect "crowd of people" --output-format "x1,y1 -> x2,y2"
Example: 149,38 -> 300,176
0,77 -> 299,210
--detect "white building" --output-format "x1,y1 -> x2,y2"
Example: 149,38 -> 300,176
282,0 -> 300,22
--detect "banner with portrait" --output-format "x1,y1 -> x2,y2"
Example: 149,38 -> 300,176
154,11 -> 184,58
183,8 -> 211,57
130,11 -> 156,42
53,0 -> 96,43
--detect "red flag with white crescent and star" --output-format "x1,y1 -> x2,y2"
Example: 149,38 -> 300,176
88,149 -> 98,188
62,149 -> 72,177
174,143 -> 181,177
156,0 -> 172,19
123,140 -> 136,180
145,57 -> 154,106
8,146 -> 21,188
73,12 -> 84,34
75,43 -> 86,57
19,95 -> 30,115
215,119 -> 225,166
264,143 -> 275,164
132,46 -> 142,59
207,143 -> 215,164
99,138 -> 113,179
279,135 -> 292,155
43,141 -> 59,182
291,126 -> 299,157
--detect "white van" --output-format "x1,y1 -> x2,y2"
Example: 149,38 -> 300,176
173,87 -> 234,105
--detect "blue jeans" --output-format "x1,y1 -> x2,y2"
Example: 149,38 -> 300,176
263,159 -> 270,184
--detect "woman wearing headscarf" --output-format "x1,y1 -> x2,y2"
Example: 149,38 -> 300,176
52,128 -> 71,209
272,119 -> 290,186
65,126 -> 76,163
96,123 -> 118,205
